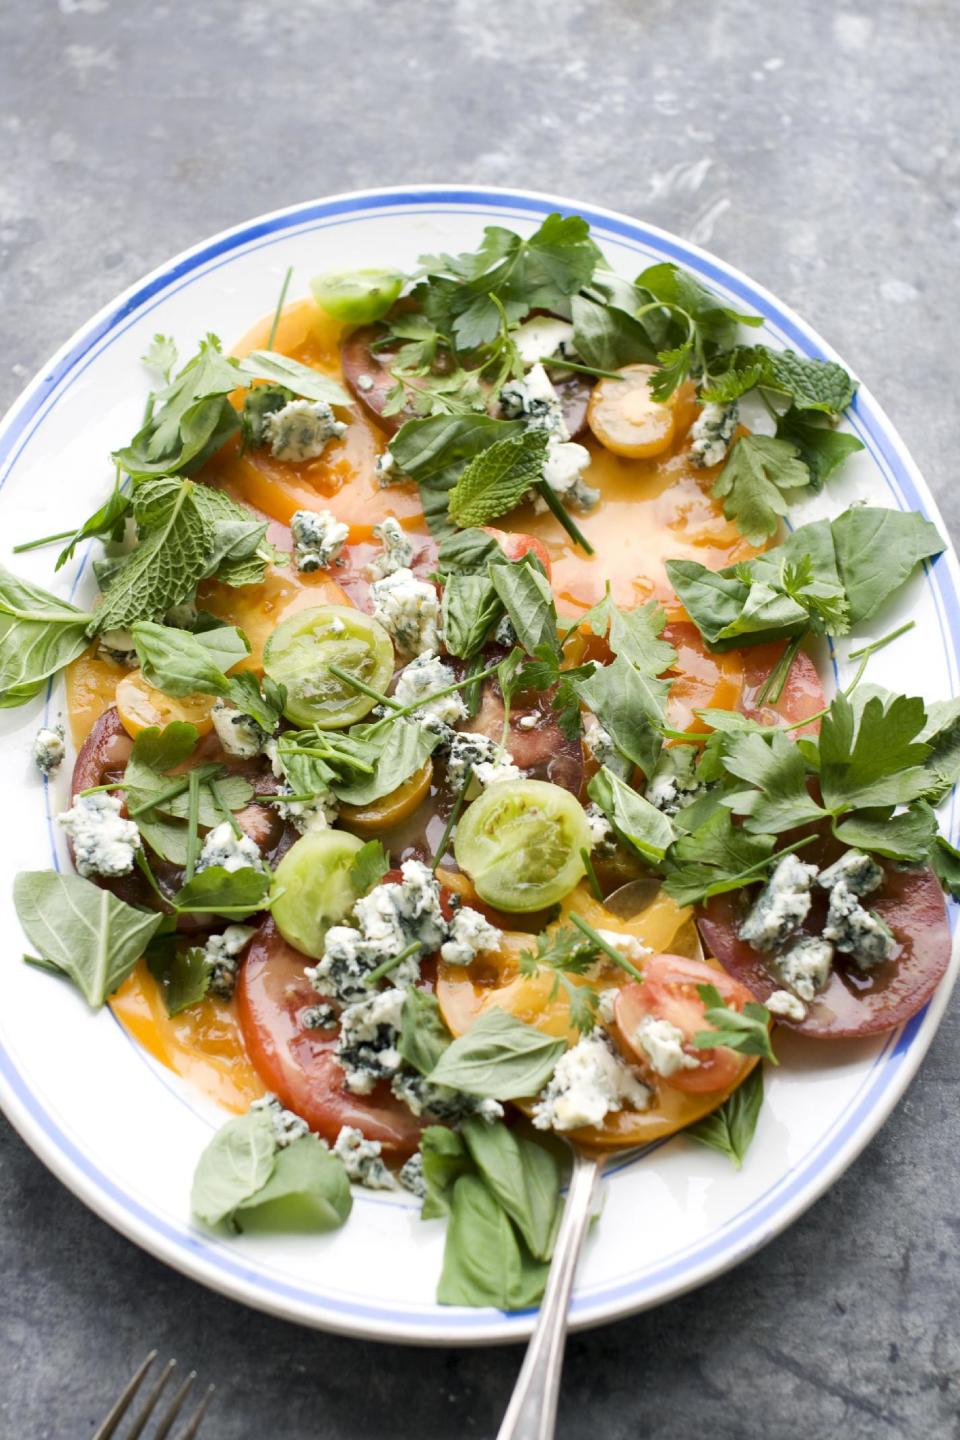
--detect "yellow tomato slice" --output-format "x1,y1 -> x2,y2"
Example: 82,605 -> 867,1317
115,670 -> 215,739
111,961 -> 265,1114
198,567 -> 351,671
340,760 -> 434,834
588,364 -> 678,458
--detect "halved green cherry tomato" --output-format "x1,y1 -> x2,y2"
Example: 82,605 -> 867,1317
310,269 -> 404,324
270,829 -> 365,959
263,604 -> 394,728
453,779 -> 591,913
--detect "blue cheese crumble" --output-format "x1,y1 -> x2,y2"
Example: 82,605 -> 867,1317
583,715 -> 632,780
211,699 -> 268,758
364,516 -> 414,581
273,783 -> 338,835
262,399 -> 346,462
542,439 -> 598,511
446,731 -> 521,793
203,924 -> 256,999
374,449 -> 400,486
773,935 -> 834,1002
333,1125 -> 397,1190
369,568 -> 441,656
817,849 -> 884,899
690,401 -> 739,468
633,1016 -> 701,1078
290,508 -> 349,571
585,802 -> 617,858
250,1093 -> 309,1148
823,882 -> 896,970
393,651 -> 467,728
97,627 -> 138,668
196,821 -> 264,874
500,363 -> 568,435
58,793 -> 140,877
439,906 -> 502,965
391,1070 -> 504,1125
739,853 -> 819,951
513,316 -> 577,367
335,987 -> 406,1094
33,724 -> 65,775
532,1029 -> 651,1132
645,747 -> 703,817
398,1152 -> 427,1198
766,989 -> 807,1022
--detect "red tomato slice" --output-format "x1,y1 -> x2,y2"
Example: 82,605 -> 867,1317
468,655 -> 584,796
738,641 -> 826,735
614,954 -> 757,1094
698,861 -> 951,1039
340,324 -> 418,435
236,918 -> 424,1156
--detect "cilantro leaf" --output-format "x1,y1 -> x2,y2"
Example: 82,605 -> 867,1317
142,333 -> 179,383
148,943 -> 213,1017
686,1064 -> 764,1169
349,840 -> 390,896
608,601 -> 676,676
712,435 -> 811,545
448,430 -> 549,528
518,925 -> 601,1035
692,984 -> 777,1065
519,643 -> 594,741
722,729 -> 827,834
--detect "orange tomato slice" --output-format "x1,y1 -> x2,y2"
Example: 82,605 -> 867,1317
115,670 -> 215,739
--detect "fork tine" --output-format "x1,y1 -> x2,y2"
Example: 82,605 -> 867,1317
150,1371 -> 196,1440
175,1384 -> 215,1440
125,1358 -> 177,1440
92,1352 -> 158,1440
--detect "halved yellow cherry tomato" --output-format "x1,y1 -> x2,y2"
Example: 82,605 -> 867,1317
588,363 -> 677,458
340,760 -> 434,834
116,669 -> 215,739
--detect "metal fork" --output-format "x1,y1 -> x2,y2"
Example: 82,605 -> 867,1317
92,1351 -> 214,1440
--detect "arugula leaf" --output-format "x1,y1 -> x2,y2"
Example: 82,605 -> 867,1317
420,1126 -> 473,1219
662,809 -> 777,908
448,430 -> 548,528
488,553 -> 558,655
171,866 -> 271,918
460,1116 -> 561,1262
54,482 -> 131,571
233,1135 -> 352,1233
113,334 -> 240,480
775,408 -> 864,491
389,415 -> 523,534
90,479 -> 215,632
397,986 -> 453,1077
576,657 -> 664,776
441,572 -> 503,660
686,1064 -> 764,1169
0,567 -> 94,705
712,435 -> 811,545
237,350 -> 349,406
427,1009 -> 566,1100
349,840 -> 390,896
332,721 -> 439,806
588,766 -> 675,863
131,622 -> 249,698
190,1108 -> 277,1226
722,729 -> 826,833
692,984 -> 776,1064
818,693 -> 931,812
437,1173 -> 550,1309
147,943 -> 212,1016
14,870 -> 164,1009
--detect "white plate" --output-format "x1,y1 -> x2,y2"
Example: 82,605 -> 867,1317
0,186 -> 957,1346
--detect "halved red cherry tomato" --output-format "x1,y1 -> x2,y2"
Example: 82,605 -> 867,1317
482,527 -> 552,578
614,954 -> 758,1093
236,918 -> 424,1156
738,641 -> 826,735
698,859 -> 951,1039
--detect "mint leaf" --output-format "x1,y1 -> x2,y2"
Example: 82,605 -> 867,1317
686,1064 -> 764,1169
389,415 -> 523,534
758,349 -> 857,415
448,430 -> 548,528
91,479 -> 214,632
712,435 -> 811,545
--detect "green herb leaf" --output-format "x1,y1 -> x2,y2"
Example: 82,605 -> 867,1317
819,693 -> 931,812
420,1126 -> 473,1220
54,482 -> 132,571
460,1117 -> 561,1262
756,349 -> 857,415
190,1108 -> 278,1226
225,671 -> 286,732
142,333 -> 179,382
436,527 -> 505,575
488,552 -> 558,655
662,809 -> 777,908
775,408 -> 864,491
441,572 -> 503,659
576,656 -> 664,776
685,1064 -> 764,1169
588,766 -> 675,863
722,729 -> 827,834
233,1135 -> 352,1233
14,870 -> 164,1009
448,430 -> 549,529
712,435 -> 811,545
0,567 -> 94,705
427,1009 -> 566,1100
147,944 -> 212,1016
113,334 -> 241,480
436,1173 -> 550,1310
349,839 -> 390,896
398,986 -> 453,1077
131,621 -> 249,698
570,292 -> 656,371
332,721 -> 439,806
171,866 -> 271,919
834,802 -> 938,863
237,350 -> 349,406
91,479 -> 215,633
692,985 -> 776,1064
829,507 -> 945,624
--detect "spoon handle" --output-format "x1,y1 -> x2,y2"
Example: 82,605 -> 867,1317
496,1149 -> 603,1440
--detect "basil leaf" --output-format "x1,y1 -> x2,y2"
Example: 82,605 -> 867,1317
14,870 -> 164,1009
172,866 -> 271,918
686,1064 -> 764,1169
420,1126 -> 473,1220
389,415 -> 523,535
190,1109 -> 278,1226
398,987 -> 453,1078
113,336 -> 241,480
437,1174 -> 550,1310
0,567 -> 94,704
427,1009 -> 566,1100
571,292 -> 656,371
576,657 -> 664,776
131,621 -> 249,698
448,430 -> 548,529
441,573 -> 503,660
437,528 -> 504,575
460,1117 -> 561,1262
830,507 -> 944,624
332,721 -> 439,806
489,556 -> 559,656
588,766 -> 675,863
237,350 -> 349,407
234,1135 -> 353,1233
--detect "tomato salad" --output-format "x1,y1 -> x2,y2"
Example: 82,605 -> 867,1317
12,215 -> 957,1311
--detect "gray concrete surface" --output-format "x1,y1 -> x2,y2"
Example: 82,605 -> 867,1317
2,1 -> 959,1435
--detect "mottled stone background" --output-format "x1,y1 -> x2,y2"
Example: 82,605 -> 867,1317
1,1 -> 958,1436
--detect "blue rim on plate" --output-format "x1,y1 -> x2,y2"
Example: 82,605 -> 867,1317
0,186 -> 957,1344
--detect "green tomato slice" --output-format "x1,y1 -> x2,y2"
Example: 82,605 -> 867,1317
264,605 -> 394,728
271,829 -> 364,959
310,269 -> 404,324
453,779 -> 591,913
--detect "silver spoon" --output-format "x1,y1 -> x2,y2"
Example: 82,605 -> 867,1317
496,884 -> 704,1440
